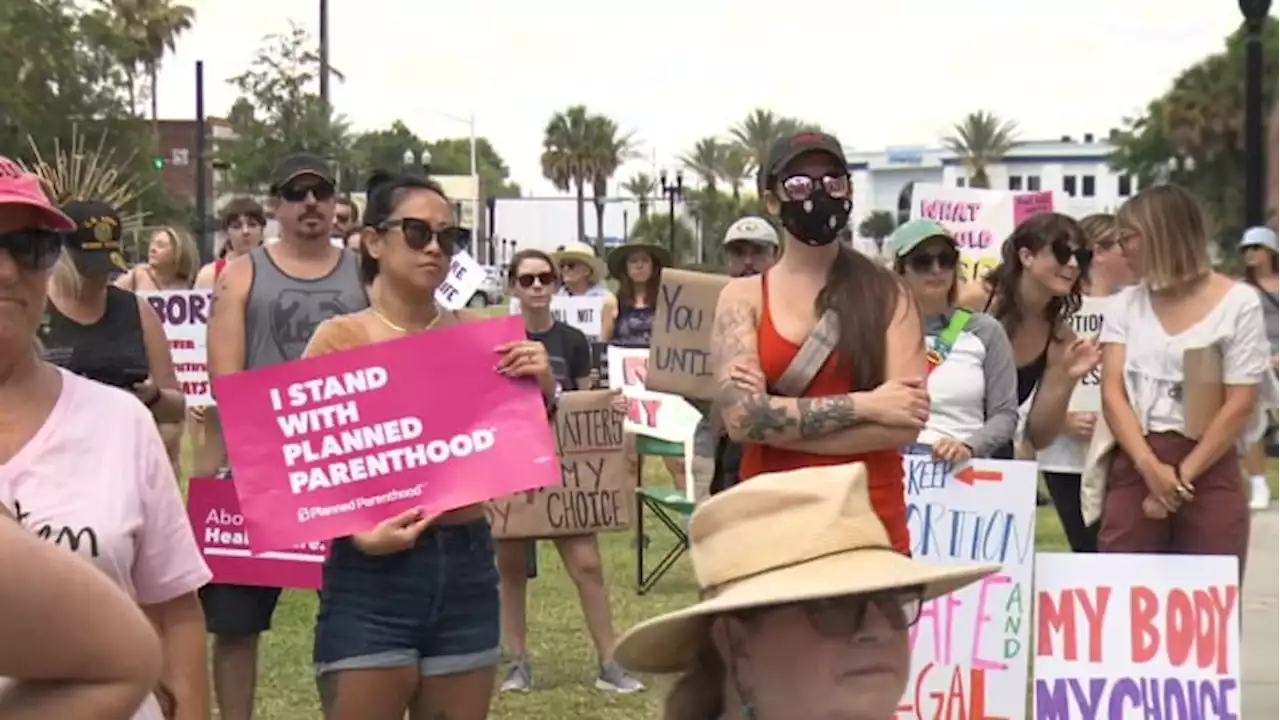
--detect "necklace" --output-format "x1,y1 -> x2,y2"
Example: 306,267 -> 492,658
372,305 -> 444,334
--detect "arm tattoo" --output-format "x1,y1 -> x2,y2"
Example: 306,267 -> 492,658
711,301 -> 755,409
737,394 -> 797,442
797,395 -> 858,438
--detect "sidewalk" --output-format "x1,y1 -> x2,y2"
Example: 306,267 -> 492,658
1243,509 -> 1277,718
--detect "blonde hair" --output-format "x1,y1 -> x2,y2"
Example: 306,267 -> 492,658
1115,184 -> 1212,291
149,227 -> 200,285
1078,213 -> 1120,250
662,635 -> 726,720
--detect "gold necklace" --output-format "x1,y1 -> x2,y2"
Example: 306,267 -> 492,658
372,305 -> 443,333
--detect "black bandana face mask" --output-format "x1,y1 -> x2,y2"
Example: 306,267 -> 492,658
778,190 -> 852,247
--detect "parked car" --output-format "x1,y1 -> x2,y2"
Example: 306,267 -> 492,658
467,265 -> 505,307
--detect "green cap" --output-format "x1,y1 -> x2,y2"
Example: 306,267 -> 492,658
888,218 -> 956,258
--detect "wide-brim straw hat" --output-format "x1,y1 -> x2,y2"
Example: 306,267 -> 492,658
613,462 -> 1000,675
550,241 -> 608,282
606,242 -> 672,279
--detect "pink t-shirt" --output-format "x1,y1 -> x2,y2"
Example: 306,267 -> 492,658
0,369 -> 211,720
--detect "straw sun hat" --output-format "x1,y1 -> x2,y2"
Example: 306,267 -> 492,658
606,240 -> 672,280
613,462 -> 1000,674
550,241 -> 608,282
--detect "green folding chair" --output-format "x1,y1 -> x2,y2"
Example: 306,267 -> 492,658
634,435 -> 695,595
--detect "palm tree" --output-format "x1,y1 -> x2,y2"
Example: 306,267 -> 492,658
717,144 -> 752,201
942,111 -> 1019,189
106,0 -> 195,131
730,109 -> 791,176
621,172 -> 657,218
680,137 -> 722,193
541,105 -> 594,245
586,115 -> 636,255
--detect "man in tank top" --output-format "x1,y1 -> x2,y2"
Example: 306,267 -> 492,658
202,153 -> 368,720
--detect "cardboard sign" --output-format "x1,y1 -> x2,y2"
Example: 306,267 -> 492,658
186,476 -> 326,589
486,390 -> 636,538
1033,553 -> 1241,719
436,251 -> 483,310
647,268 -> 730,400
139,290 -> 213,406
897,456 -> 1038,720
213,315 -> 561,551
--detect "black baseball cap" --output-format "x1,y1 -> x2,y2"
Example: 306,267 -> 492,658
270,153 -> 335,192
60,200 -> 128,275
757,132 -> 849,194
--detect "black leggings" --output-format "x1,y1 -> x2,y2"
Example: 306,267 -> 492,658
1043,472 -> 1099,553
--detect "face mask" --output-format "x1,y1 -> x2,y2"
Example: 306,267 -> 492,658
779,191 -> 851,247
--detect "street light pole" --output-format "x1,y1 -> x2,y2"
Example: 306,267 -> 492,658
659,169 -> 684,256
1240,0 -> 1271,227
319,0 -> 330,107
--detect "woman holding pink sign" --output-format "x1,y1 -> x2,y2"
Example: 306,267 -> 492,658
302,171 -> 555,720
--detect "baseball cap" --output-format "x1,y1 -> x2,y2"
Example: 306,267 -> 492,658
60,200 -> 128,275
0,156 -> 75,231
723,216 -> 779,247
888,218 -> 956,258
757,132 -> 848,194
1239,226 -> 1278,253
270,153 -> 335,192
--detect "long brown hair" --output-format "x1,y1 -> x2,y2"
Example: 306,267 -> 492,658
616,248 -> 662,308
984,212 -> 1084,340
821,244 -> 911,390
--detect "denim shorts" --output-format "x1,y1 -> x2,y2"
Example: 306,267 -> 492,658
313,518 -> 501,677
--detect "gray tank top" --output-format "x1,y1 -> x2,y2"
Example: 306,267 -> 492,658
243,246 -> 368,369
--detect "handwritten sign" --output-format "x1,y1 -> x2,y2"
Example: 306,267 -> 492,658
897,457 -> 1038,720
186,476 -> 325,590
213,316 -> 561,551
1065,294 -> 1110,414
1033,553 -> 1241,719
486,390 -> 636,538
509,295 -> 605,338
647,268 -> 729,400
912,184 -> 1058,283
607,346 -> 703,445
435,251 -> 483,310
139,290 -> 212,406
1013,191 -> 1055,226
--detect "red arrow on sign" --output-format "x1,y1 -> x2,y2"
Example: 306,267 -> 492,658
955,467 -> 1003,486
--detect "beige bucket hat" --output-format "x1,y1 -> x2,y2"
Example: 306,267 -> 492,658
613,461 -> 1000,674
550,241 -> 608,283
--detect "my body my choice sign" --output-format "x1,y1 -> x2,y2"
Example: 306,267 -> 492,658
214,316 -> 562,552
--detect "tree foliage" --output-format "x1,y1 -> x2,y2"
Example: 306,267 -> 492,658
942,111 -> 1019,189
541,105 -> 637,254
629,212 -> 696,261
858,210 -> 897,245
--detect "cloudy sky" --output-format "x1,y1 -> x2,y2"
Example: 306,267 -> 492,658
155,0 -> 1259,197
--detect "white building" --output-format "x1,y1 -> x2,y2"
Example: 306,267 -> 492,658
846,134 -> 1137,235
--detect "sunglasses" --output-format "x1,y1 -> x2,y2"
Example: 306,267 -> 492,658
738,586 -> 923,638
1050,240 -> 1092,271
779,173 -> 852,202
277,181 -> 336,203
907,248 -> 959,273
515,272 -> 557,288
560,261 -> 582,272
378,218 -> 469,255
0,229 -> 62,271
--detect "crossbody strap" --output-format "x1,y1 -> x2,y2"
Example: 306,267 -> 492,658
926,309 -> 972,375
773,309 -> 840,397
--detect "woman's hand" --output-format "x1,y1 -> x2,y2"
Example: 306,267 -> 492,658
1064,412 -> 1097,439
1064,338 -> 1101,380
932,438 -> 972,464
728,362 -> 767,394
188,405 -> 207,423
610,391 -> 628,415
495,340 -> 551,380
1137,457 -> 1191,514
351,508 -> 436,556
860,378 -> 930,428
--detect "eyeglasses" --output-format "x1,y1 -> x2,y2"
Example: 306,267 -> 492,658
377,218 -> 469,255
277,181 -> 336,203
0,229 -> 62,271
906,248 -> 959,273
1050,240 -> 1092,271
559,261 -> 581,272
779,173 -> 852,201
515,272 -> 557,288
737,586 -> 923,638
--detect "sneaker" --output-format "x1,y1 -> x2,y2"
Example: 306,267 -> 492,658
595,661 -> 645,693
1249,476 -> 1271,511
500,659 -> 533,692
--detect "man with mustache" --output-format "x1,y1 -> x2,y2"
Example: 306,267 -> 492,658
202,154 -> 369,720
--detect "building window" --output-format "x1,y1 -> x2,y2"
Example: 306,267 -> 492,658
1026,175 -> 1041,191
955,177 -> 967,187
1008,175 -> 1023,191
1082,175 -> 1096,198
1063,175 -> 1077,196
1118,174 -> 1132,197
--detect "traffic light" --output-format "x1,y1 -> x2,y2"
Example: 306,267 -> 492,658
152,157 -> 165,170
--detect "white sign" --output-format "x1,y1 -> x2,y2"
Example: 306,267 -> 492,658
435,251 -> 483,310
1033,553 -> 1241,719
898,456 -> 1038,720
138,290 -> 213,406
1065,295 -> 1110,414
606,346 -> 702,445
509,296 -> 605,338
910,184 -> 1059,283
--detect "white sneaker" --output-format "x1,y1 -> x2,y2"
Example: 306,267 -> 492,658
1249,476 -> 1271,511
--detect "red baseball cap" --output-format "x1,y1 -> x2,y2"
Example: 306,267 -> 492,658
0,155 -> 74,231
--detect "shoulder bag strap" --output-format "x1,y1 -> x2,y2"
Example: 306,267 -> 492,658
926,309 -> 972,374
773,309 -> 840,397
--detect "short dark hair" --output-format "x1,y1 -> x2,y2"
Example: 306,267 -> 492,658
506,249 -> 558,285
219,197 -> 265,230
358,170 -> 450,285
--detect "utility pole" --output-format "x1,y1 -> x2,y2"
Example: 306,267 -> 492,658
319,0 -> 331,107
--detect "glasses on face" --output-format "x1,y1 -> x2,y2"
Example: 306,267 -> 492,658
793,587 -> 924,638
0,229 -> 62,271
907,248 -> 959,273
335,213 -> 351,224
560,261 -> 581,273
277,181 -> 336,203
516,272 -> 557,289
378,218 -> 468,255
1050,240 -> 1092,271
779,173 -> 852,201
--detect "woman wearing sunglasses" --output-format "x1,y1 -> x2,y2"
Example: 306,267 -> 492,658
302,171 -> 554,720
958,213 -> 1101,458
888,219 -> 1018,463
710,132 -> 930,554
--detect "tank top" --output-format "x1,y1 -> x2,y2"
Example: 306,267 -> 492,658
214,257 -> 227,279
40,286 -> 149,385
612,304 -> 654,348
737,275 -> 910,554
242,246 -> 368,369
984,291 -> 1051,405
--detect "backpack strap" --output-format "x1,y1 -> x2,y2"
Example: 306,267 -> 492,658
773,309 -> 840,397
926,309 -> 972,374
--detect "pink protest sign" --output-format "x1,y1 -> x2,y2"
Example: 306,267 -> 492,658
214,315 -> 561,552
186,476 -> 325,589
1013,191 -> 1055,226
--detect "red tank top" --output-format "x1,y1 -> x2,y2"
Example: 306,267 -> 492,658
214,257 -> 227,279
738,274 -> 910,554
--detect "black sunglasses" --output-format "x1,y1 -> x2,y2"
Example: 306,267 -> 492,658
779,173 -> 852,201
1050,240 -> 1092,271
907,248 -> 959,273
0,229 -> 62,271
515,271 -> 557,288
277,181 -> 336,203
378,218 -> 469,255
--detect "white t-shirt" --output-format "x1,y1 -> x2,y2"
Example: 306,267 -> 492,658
1037,294 -> 1115,474
1100,282 -> 1269,435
